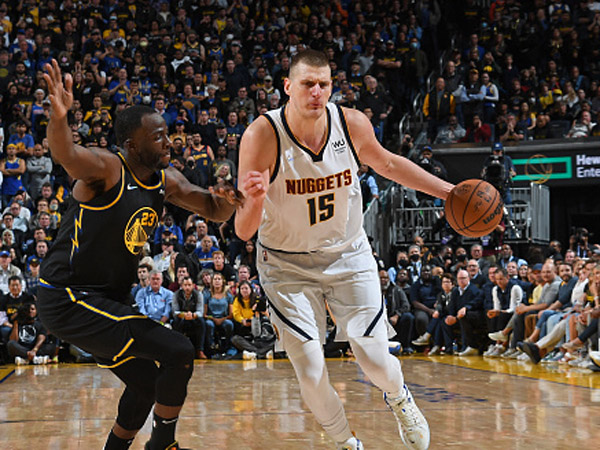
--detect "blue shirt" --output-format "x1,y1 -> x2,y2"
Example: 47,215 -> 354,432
135,286 -> 173,321
206,293 -> 233,318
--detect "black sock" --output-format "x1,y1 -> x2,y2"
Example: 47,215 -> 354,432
104,430 -> 134,450
147,412 -> 178,449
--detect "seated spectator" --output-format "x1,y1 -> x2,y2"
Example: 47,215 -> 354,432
442,269 -> 485,355
131,259 -> 153,300
466,259 -> 487,288
8,303 -> 55,365
567,110 -> 595,138
212,250 -> 236,287
413,272 -> 455,354
168,265 -> 190,292
237,240 -> 258,279
153,213 -> 184,247
0,275 -> 32,342
153,237 -> 176,273
434,115 -> 466,144
460,114 -> 492,143
172,276 -> 207,359
0,252 -> 23,295
410,265 -> 441,337
230,282 -> 274,360
204,272 -> 234,356
532,112 -> 551,140
380,270 -> 415,354
7,122 -> 34,157
134,270 -> 173,325
194,235 -> 218,269
500,112 -> 526,142
23,257 -> 40,298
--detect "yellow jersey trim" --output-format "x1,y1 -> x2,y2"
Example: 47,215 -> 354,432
80,166 -> 125,211
112,338 -> 135,362
117,152 -> 163,190
98,356 -> 137,369
66,287 -> 147,322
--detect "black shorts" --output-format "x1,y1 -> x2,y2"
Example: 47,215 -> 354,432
37,284 -> 164,368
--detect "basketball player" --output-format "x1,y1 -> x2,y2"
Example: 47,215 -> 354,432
236,50 -> 454,449
37,60 -> 240,450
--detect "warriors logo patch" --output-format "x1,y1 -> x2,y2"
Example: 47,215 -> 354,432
124,207 -> 158,254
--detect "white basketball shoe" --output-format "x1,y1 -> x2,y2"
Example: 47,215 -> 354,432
384,385 -> 430,450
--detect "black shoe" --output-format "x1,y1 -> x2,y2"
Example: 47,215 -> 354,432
521,342 -> 541,364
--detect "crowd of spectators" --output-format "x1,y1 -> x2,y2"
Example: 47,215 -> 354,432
0,1 -> 598,372
423,0 -> 600,145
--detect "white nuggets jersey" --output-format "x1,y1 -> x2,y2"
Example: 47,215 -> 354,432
259,103 -> 364,252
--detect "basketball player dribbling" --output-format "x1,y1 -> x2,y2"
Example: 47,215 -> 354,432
235,50 -> 454,449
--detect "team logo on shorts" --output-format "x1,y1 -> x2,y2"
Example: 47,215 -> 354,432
124,207 -> 159,254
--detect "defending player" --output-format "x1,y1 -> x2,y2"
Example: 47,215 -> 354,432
236,50 -> 454,449
37,60 -> 240,450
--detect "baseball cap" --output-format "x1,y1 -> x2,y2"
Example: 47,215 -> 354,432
264,75 -> 273,81
162,238 -> 175,245
6,143 -> 16,149
91,57 -> 99,64
0,250 -> 10,257
531,263 -> 543,272
29,257 -> 40,266
492,142 -> 504,152
175,120 -> 185,125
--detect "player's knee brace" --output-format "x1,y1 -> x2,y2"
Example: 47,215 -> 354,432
116,387 -> 155,431
155,336 -> 195,406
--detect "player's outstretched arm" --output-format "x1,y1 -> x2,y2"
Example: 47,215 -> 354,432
344,108 -> 454,200
164,166 -> 241,223
235,116 -> 277,241
44,59 -> 118,183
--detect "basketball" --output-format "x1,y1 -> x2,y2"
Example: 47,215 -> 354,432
444,179 -> 503,238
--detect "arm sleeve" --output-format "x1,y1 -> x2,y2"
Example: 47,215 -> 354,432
135,290 -> 147,315
232,298 -> 244,323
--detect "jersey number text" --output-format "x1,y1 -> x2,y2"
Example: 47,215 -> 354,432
307,193 -> 335,226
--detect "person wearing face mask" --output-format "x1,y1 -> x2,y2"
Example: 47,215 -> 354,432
407,244 -> 423,283
153,213 -> 184,248
409,265 -> 441,337
387,250 -> 410,286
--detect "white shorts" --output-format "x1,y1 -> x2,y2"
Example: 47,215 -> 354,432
257,236 -> 394,349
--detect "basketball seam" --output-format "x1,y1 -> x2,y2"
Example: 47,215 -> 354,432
463,187 -> 500,231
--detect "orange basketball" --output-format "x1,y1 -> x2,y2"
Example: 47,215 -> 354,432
444,179 -> 504,238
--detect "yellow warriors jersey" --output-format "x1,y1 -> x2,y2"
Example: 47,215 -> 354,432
259,103 -> 364,252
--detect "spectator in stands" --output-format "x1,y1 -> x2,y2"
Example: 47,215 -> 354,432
434,114 -> 466,144
459,68 -> 486,127
0,251 -> 22,295
500,112 -> 526,142
131,260 -> 152,300
481,72 -> 500,124
461,114 -> 492,143
204,272 -> 234,356
380,269 -> 415,355
153,237 -> 176,273
410,265 -> 441,337
135,270 -> 173,326
0,145 -> 26,208
8,302 -> 54,365
26,144 -> 52,201
8,122 -> 34,157
153,213 -> 184,248
211,250 -> 236,287
532,111 -> 551,139
358,163 -> 379,211
466,258 -> 487,289
484,268 -> 524,356
413,272 -> 455,354
194,235 -> 217,270
423,77 -> 455,142
567,110 -> 595,137
172,276 -> 206,360
443,269 -> 485,355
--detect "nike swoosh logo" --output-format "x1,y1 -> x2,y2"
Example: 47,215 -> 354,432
127,184 -> 138,190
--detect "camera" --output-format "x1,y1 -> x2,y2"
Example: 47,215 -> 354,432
482,155 -> 508,193
187,160 -> 195,168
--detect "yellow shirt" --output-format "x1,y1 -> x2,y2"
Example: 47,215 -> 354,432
232,297 -> 254,323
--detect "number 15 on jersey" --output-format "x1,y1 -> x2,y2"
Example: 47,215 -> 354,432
307,193 -> 335,226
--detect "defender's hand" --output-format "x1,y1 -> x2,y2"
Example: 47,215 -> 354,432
209,179 -> 244,206
43,59 -> 73,120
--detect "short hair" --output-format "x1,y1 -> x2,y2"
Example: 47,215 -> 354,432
213,250 -> 225,258
114,105 -> 156,146
290,49 -> 329,75
441,273 -> 455,284
8,275 -> 21,285
495,268 -> 508,278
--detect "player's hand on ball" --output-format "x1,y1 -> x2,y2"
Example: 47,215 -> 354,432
242,171 -> 267,199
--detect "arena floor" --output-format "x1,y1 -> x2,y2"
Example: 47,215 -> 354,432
1,355 -> 599,449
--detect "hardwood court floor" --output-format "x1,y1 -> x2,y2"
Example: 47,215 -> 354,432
1,355 -> 599,449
